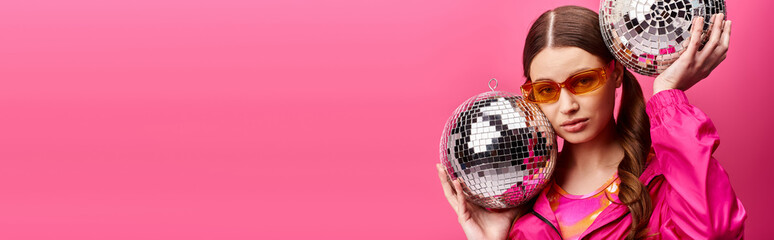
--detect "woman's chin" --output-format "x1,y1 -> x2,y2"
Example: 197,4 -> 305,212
558,132 -> 594,144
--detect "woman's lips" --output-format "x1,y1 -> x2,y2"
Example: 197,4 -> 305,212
561,118 -> 589,133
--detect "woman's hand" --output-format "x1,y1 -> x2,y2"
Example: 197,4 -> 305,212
437,163 -> 518,240
653,13 -> 732,95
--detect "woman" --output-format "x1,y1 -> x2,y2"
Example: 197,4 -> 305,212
436,5 -> 746,240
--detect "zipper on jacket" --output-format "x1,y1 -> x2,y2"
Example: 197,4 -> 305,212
530,211 -> 563,239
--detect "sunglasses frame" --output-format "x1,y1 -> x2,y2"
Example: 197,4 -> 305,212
521,60 -> 616,104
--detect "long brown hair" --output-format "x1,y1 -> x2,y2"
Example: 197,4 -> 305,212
514,5 -> 653,239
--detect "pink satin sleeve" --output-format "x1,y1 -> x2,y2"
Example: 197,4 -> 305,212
646,89 -> 747,239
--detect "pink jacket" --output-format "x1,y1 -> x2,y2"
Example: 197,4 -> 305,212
508,89 -> 747,239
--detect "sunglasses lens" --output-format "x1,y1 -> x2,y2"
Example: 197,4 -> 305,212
528,82 -> 560,103
522,67 -> 607,103
569,71 -> 604,94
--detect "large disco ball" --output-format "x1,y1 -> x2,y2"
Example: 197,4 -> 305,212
439,80 -> 557,209
600,0 -> 726,76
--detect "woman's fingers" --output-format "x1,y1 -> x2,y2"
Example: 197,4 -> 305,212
437,163 -> 459,212
684,16 -> 705,58
714,20 -> 732,63
699,13 -> 726,61
452,178 -> 470,221
721,20 -> 732,49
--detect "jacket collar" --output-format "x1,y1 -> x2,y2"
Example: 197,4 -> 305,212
578,198 -> 629,238
532,182 -> 560,236
532,148 -> 660,238
532,178 -> 630,239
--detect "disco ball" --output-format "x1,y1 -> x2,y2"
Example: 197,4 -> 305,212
600,0 -> 726,76
439,79 -> 557,209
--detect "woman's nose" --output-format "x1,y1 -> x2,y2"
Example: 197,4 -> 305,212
557,88 -> 579,115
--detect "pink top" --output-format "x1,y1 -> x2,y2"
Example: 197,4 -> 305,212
547,172 -> 621,240
509,89 -> 747,239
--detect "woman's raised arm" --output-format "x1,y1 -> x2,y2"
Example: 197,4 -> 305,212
646,88 -> 747,239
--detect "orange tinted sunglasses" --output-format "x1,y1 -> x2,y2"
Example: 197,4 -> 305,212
520,60 -> 615,103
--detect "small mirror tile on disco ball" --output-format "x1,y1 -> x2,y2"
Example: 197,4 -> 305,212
439,79 -> 558,209
600,0 -> 726,76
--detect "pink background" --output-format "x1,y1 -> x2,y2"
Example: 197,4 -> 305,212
0,0 -> 770,239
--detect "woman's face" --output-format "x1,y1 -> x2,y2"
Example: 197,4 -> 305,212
528,47 -> 622,144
